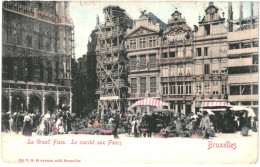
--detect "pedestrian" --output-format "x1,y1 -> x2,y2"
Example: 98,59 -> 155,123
67,112 -> 72,133
8,112 -> 13,132
13,112 -> 17,132
1,110 -> 9,132
16,111 -> 24,134
199,111 -> 211,139
44,111 -> 52,135
111,110 -> 120,139
23,112 -> 32,136
56,116 -> 65,134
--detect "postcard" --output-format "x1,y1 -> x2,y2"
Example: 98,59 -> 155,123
1,0 -> 259,165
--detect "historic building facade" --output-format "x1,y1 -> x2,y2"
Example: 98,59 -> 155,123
227,2 -> 259,113
126,11 -> 166,113
192,2 -> 229,113
159,9 -> 193,114
2,1 -> 74,114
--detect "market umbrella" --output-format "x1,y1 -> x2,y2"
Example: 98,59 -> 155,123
230,106 -> 256,117
132,98 -> 169,108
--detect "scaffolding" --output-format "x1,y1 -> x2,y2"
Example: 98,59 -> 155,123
96,6 -> 132,115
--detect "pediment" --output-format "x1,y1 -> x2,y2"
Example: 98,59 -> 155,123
127,26 -> 158,37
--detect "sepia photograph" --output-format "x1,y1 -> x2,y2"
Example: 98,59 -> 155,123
1,0 -> 259,165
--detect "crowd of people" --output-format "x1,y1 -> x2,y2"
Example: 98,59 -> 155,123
1,109 -> 72,136
2,108 -> 258,139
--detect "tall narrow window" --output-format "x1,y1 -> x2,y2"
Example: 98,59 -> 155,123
131,78 -> 137,93
163,84 -> 168,95
139,38 -> 146,49
140,55 -> 146,69
196,48 -> 201,56
212,81 -> 219,95
149,54 -> 156,68
185,82 -> 191,95
149,36 -> 156,47
178,66 -> 183,76
177,82 -> 184,95
204,47 -> 208,56
204,64 -> 210,74
221,81 -> 227,94
170,82 -> 176,95
185,66 -> 191,76
204,24 -> 210,35
130,56 -> 136,70
204,81 -> 210,95
150,77 -> 156,93
130,39 -> 136,49
140,77 -> 146,93
196,82 -> 202,95
170,52 -> 175,58
162,67 -> 168,77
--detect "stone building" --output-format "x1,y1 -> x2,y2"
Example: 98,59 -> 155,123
160,9 -> 193,114
227,2 -> 259,113
71,28 -> 98,116
192,2 -> 229,113
2,1 -> 74,114
126,11 -> 166,113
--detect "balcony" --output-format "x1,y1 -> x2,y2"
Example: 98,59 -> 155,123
127,93 -> 160,99
228,73 -> 258,84
161,75 -> 193,82
229,95 -> 258,101
160,57 -> 193,65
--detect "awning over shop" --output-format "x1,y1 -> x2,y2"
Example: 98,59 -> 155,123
201,101 -> 227,107
132,98 -> 169,108
229,106 -> 256,117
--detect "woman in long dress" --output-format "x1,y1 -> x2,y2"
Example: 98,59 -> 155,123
23,112 -> 32,136
56,116 -> 65,134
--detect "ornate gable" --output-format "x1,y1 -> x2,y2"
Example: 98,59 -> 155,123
127,26 -> 158,37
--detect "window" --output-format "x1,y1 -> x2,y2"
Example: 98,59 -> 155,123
221,81 -> 227,94
241,101 -> 251,106
229,43 -> 239,50
253,101 -> 258,105
196,82 -> 202,95
185,66 -> 191,76
253,55 -> 258,64
26,35 -> 32,48
204,81 -> 210,95
163,52 -> 168,58
140,55 -> 146,69
150,77 -> 156,93
170,52 -> 175,58
177,82 -> 184,95
230,85 -> 240,95
241,85 -> 251,95
252,40 -> 258,47
212,70 -> 218,74
204,24 -> 210,35
241,41 -> 251,48
185,82 -> 191,95
149,37 -> 156,47
149,54 -> 156,68
178,66 -> 183,76
139,38 -> 146,49
170,82 -> 176,95
130,56 -> 136,70
162,67 -> 168,77
204,64 -> 210,74
140,77 -> 146,93
204,47 -> 208,56
196,48 -> 201,56
38,34 -> 43,50
170,65 -> 175,76
253,85 -> 258,94
163,84 -> 168,95
212,81 -> 219,95
130,39 -> 136,49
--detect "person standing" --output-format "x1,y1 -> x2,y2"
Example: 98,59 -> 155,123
23,112 -> 32,136
44,111 -> 51,135
111,110 -> 120,139
67,112 -> 72,133
200,111 -> 211,139
16,111 -> 24,134
1,111 -> 9,132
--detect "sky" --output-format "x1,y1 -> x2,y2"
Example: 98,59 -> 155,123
69,1 -> 259,60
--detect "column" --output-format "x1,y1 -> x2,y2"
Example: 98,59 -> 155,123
41,96 -> 45,115
9,94 -> 12,113
182,103 -> 186,115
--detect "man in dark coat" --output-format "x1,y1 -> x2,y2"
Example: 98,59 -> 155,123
16,111 -> 24,134
111,110 -> 120,139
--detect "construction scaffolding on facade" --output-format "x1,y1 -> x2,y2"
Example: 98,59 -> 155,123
95,6 -> 133,115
